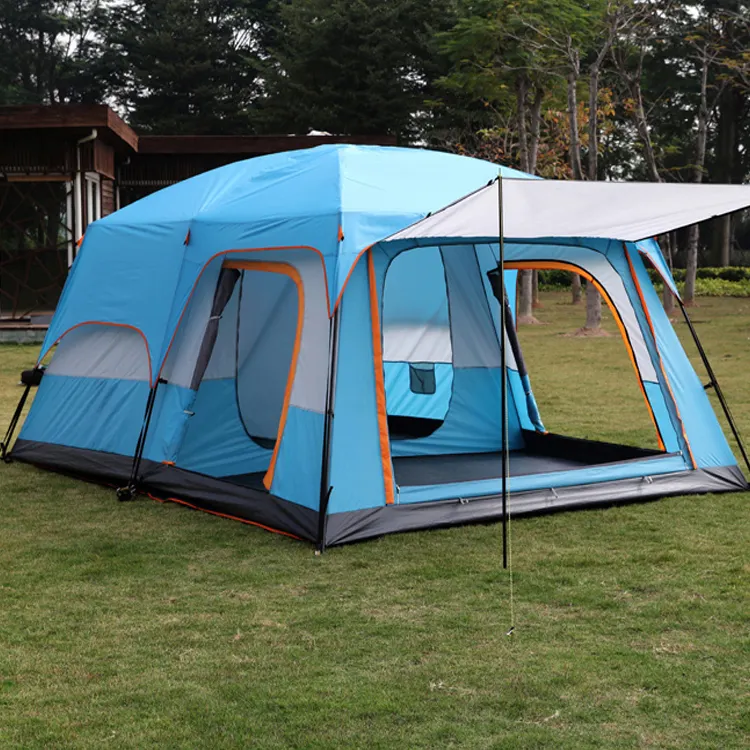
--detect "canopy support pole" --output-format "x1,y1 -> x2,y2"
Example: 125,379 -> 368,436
485,177 -> 510,569
498,175 -> 509,569
678,300 -> 750,476
317,305 -> 341,553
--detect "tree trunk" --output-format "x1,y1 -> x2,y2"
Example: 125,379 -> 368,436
516,74 -> 529,173
712,87 -> 739,265
684,43 -> 711,307
684,225 -> 699,305
571,272 -> 582,304
663,282 -> 675,317
515,74 -> 539,324
532,269 -> 542,308
517,270 -> 540,324
573,281 -> 609,336
585,281 -> 603,329
528,85 -> 543,173
567,67 -> 583,180
717,215 -> 731,266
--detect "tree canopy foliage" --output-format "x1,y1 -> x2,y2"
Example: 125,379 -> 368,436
3,0 -> 750,271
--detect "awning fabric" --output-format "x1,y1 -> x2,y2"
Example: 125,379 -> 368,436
385,178 -> 750,245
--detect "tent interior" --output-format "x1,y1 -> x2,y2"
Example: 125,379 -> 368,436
172,242 -> 673,499
378,244 -> 670,494
171,261 -> 305,490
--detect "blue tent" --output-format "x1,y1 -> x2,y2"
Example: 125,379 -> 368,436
6,145 -> 747,545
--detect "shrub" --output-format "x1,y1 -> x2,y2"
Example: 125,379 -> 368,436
537,269 -> 572,290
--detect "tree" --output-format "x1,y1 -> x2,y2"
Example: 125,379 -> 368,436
435,0 -> 596,324
611,0 -> 726,308
260,0 -> 454,139
0,0 -> 109,105
105,0 -> 271,134
514,0 -> 626,332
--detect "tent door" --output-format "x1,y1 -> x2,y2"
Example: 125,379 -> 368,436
223,260 -> 303,456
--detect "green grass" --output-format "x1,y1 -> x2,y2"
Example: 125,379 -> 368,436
1,292 -> 749,749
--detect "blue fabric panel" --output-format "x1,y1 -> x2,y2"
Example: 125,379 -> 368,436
506,369 -> 534,433
336,148 -> 529,300
176,377 -> 271,477
328,262 -> 389,514
143,383 -> 196,464
630,256 -> 737,468
521,373 -> 544,431
390,367 -> 525,457
396,454 -> 688,505
384,362 -> 453,419
40,219 -> 191,372
19,374 -> 148,456
644,382 -> 680,454
269,406 -> 324,510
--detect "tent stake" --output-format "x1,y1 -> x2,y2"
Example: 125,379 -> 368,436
678,300 -> 750,475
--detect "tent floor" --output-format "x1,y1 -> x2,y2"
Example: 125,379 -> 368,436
392,431 -> 669,487
392,450 -> 583,486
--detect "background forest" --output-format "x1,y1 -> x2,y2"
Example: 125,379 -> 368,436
2,0 -> 750,308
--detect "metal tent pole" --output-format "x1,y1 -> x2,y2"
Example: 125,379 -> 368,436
497,175 -> 509,570
317,304 -> 341,552
678,300 -> 750,475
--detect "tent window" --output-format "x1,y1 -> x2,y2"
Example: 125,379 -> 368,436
409,363 -> 436,395
382,247 -> 453,439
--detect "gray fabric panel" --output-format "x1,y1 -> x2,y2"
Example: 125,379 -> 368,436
324,465 -> 748,546
382,246 -> 452,364
189,267 -> 241,390
161,259 -> 224,388
237,271 -> 298,441
46,324 -> 150,381
441,245 -> 501,368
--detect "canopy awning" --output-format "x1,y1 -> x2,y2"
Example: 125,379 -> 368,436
386,178 -> 750,245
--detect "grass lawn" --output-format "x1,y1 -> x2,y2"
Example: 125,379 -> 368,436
0,291 -> 749,749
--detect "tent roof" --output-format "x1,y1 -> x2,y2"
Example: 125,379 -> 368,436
101,144 -> 529,303
43,145 -> 532,368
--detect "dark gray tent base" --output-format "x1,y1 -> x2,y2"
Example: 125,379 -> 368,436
10,438 -> 747,547
10,439 -> 319,542
324,464 -> 747,545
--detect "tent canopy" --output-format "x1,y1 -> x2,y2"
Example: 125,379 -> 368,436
387,177 -> 750,243
385,178 -> 750,296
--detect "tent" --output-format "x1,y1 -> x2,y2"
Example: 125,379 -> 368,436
3,145 -> 749,547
